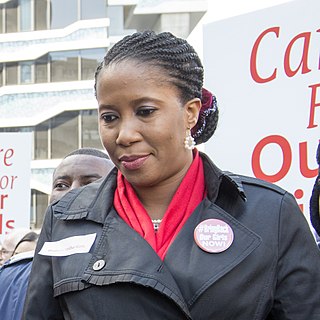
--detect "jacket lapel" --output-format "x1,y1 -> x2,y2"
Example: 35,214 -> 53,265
164,198 -> 262,307
81,208 -> 192,319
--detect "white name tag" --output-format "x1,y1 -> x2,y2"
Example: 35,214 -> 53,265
39,233 -> 96,257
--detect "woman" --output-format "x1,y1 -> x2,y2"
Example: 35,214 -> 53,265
310,142 -> 320,248
23,31 -> 320,319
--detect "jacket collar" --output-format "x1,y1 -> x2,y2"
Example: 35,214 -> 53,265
1,250 -> 34,268
53,168 -> 118,224
200,151 -> 246,203
53,152 -> 247,224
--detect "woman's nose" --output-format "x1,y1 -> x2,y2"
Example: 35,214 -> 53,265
116,120 -> 141,146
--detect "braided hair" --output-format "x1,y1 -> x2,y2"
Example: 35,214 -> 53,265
94,30 -> 219,144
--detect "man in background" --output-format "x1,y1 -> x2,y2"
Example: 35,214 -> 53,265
50,147 -> 114,203
0,147 -> 114,320
0,228 -> 30,266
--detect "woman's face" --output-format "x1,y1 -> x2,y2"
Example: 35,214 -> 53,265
96,60 -> 199,188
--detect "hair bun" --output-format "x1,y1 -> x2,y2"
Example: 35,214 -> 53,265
191,88 -> 219,145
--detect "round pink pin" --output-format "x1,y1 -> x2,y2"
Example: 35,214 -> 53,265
194,219 -> 234,253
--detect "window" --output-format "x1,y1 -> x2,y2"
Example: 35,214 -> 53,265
81,110 -> 102,148
0,0 -> 108,34
0,127 -> 30,133
50,0 -> 77,29
31,190 -> 49,229
20,61 -> 32,83
5,0 -> 18,33
81,48 -> 105,80
80,0 -> 105,20
6,62 -> 18,85
2,50 -> 107,85
33,110 -> 103,160
51,111 -> 79,158
35,54 -> 48,83
50,51 -> 79,82
34,121 -> 49,160
0,7 -> 3,33
0,64 -> 3,86
35,0 -> 47,30
107,5 -> 123,36
1,110 -> 102,160
20,0 -> 32,31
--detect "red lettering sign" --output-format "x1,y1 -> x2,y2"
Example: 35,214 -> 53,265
308,83 -> 320,129
250,27 -> 279,83
0,148 -> 14,167
252,135 -> 291,182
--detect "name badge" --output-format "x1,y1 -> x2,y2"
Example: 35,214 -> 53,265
39,233 -> 96,257
194,219 -> 234,253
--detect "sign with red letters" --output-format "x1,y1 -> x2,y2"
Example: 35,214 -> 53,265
203,0 -> 319,222
0,133 -> 32,241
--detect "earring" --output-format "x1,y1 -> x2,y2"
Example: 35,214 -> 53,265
184,129 -> 195,150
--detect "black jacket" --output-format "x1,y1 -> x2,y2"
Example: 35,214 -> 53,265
310,142 -> 320,244
23,153 -> 320,319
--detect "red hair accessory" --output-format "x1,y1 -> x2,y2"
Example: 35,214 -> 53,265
191,87 -> 217,141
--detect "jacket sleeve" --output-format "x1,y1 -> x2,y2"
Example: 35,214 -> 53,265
22,206 -> 64,320
270,192 -> 320,319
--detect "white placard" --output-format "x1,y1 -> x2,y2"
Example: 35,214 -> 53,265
0,133 -> 32,241
203,0 -> 319,220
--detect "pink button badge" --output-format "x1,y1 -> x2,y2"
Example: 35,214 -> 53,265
194,219 -> 234,253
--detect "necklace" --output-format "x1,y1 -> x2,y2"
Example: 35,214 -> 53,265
151,219 -> 162,232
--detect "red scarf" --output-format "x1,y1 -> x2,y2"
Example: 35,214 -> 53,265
114,150 -> 206,260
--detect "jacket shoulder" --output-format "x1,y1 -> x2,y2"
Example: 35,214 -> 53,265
223,171 -> 287,196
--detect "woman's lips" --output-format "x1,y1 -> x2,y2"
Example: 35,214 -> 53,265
120,155 -> 149,170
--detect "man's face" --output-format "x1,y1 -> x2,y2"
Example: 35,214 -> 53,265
0,240 -> 14,264
50,154 -> 113,203
0,245 -> 4,265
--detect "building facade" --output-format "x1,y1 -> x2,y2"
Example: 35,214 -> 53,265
0,0 -> 207,229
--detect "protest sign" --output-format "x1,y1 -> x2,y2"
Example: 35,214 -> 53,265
0,133 -> 32,241
204,0 -> 319,219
